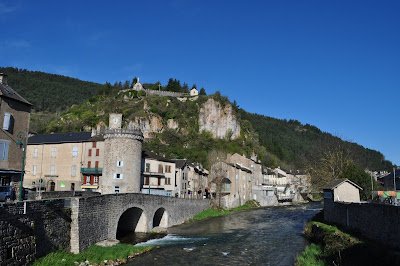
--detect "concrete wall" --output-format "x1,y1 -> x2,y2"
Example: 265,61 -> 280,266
324,200 -> 400,249
0,199 -> 71,265
70,193 -> 210,253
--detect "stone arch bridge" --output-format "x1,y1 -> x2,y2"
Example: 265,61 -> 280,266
69,193 -> 210,253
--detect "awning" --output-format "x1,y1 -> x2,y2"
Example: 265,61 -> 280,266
0,170 -> 23,174
222,178 -> 232,184
81,185 -> 99,189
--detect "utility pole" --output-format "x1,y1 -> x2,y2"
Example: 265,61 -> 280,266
394,168 -> 397,206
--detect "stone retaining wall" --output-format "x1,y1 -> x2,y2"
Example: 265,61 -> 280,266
0,199 -> 71,265
324,200 -> 400,249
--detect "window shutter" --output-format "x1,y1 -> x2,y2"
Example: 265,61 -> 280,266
0,141 -> 4,160
3,141 -> 9,160
2,113 -> 10,130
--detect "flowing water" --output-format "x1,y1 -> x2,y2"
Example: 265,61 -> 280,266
124,202 -> 323,266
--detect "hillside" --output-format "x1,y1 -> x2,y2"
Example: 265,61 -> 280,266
37,87 -> 392,173
0,67 -> 103,112
0,68 -> 392,175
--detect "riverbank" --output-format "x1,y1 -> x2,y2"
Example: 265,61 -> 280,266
187,200 -> 260,222
34,244 -> 153,266
296,220 -> 400,265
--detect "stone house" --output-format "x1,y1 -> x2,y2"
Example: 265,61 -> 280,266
81,134 -> 104,192
24,132 -> 92,192
323,179 -> 363,203
210,153 -> 254,209
0,73 -> 32,188
187,162 -> 209,199
141,151 -> 176,196
173,159 -> 189,198
173,159 -> 209,199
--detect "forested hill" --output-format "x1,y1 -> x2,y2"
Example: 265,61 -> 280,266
238,110 -> 393,172
0,67 -> 102,112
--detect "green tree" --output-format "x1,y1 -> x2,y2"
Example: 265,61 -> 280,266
199,88 -> 206,95
340,162 -> 373,201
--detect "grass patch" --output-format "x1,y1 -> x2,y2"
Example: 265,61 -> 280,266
188,208 -> 231,222
296,243 -> 324,266
188,200 -> 260,222
34,244 -> 152,266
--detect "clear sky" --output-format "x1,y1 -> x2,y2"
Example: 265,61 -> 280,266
1,0 -> 399,166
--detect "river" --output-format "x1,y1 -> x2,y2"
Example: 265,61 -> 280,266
123,202 -> 322,265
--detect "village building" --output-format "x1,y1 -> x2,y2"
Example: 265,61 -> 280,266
190,87 -> 198,96
141,151 -> 176,196
0,73 -> 32,190
323,179 -> 363,203
81,134 -> 104,192
210,153 -> 255,209
173,159 -> 189,198
24,132 -> 92,192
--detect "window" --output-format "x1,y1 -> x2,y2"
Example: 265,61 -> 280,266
117,161 -> 123,167
94,176 -> 99,184
145,163 -> 150,172
114,173 -> 123,179
95,161 -> 99,168
71,165 -> 77,177
2,113 -> 11,131
0,140 -> 9,160
33,165 -> 37,176
51,147 -> 57,158
50,165 -> 55,175
96,149 -> 99,156
166,178 -> 171,185
158,177 -> 161,186
88,161 -> 91,168
72,146 -> 78,157
86,175 -> 90,184
165,165 -> 171,173
33,147 -> 38,158
92,142 -> 96,148
71,183 -> 75,191
183,173 -> 185,180
145,176 -> 149,185
88,149 -> 92,157
114,186 -> 120,193
158,164 -> 163,173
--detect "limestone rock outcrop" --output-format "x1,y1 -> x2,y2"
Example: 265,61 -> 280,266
198,98 -> 240,139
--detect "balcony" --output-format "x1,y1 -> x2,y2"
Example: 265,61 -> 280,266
81,168 -> 102,175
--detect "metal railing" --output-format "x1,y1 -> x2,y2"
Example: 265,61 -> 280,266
80,168 -> 102,174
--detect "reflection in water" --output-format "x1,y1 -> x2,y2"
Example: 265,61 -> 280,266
124,203 -> 322,266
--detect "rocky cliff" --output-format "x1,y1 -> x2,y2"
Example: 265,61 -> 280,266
198,98 -> 240,139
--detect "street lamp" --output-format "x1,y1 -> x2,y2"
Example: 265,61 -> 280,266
16,131 -> 27,201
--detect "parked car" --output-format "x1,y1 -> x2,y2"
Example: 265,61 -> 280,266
0,186 -> 14,202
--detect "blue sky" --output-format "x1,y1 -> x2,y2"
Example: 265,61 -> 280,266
1,0 -> 399,166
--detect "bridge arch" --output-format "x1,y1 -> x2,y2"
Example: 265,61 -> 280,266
153,207 -> 168,228
115,206 -> 147,239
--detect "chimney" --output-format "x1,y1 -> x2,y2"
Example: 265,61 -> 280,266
0,73 -> 8,85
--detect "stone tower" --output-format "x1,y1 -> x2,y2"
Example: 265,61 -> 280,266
100,114 -> 144,194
